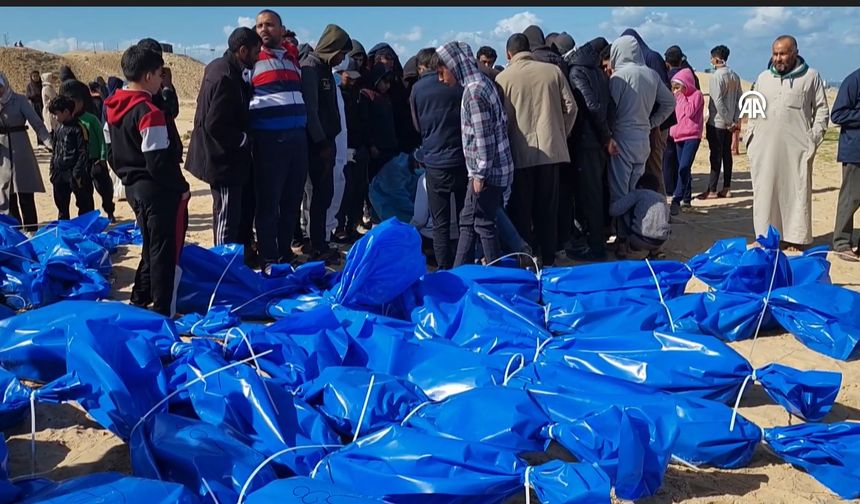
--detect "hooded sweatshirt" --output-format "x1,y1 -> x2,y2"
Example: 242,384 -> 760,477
301,24 -> 352,145
609,36 -> 675,145
568,37 -> 613,148
620,29 -> 676,130
436,41 -> 513,188
522,25 -> 568,77
104,88 -> 189,194
669,68 -> 704,142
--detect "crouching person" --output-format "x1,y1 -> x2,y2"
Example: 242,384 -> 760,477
609,172 -> 671,259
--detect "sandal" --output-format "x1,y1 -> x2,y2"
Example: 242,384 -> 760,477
696,191 -> 719,200
718,188 -> 732,198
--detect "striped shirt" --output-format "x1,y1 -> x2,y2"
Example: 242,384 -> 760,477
249,46 -> 307,131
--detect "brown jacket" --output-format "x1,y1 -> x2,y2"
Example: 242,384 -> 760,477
495,51 -> 577,168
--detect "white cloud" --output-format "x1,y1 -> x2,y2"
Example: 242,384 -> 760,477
223,16 -> 256,37
384,26 -> 423,42
26,37 -> 88,53
391,42 -> 408,57
611,7 -> 647,26
743,7 -> 788,34
491,11 -> 541,38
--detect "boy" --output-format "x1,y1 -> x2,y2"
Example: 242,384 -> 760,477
435,41 -> 514,267
60,79 -> 116,222
105,44 -> 190,317
47,95 -> 95,220
609,172 -> 671,259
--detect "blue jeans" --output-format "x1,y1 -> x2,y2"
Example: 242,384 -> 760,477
672,139 -> 700,205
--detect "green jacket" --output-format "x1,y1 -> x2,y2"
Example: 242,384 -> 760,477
78,112 -> 107,161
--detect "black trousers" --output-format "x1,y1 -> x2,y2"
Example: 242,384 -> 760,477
425,166 -> 468,270
508,163 -> 560,265
833,163 -> 860,250
126,179 -> 188,317
454,183 -> 503,267
573,148 -> 608,252
337,147 -> 369,230
307,139 -> 336,252
90,160 -> 115,217
252,129 -> 308,265
9,192 -> 38,233
707,124 -> 734,192
557,162 -> 575,250
52,176 -> 95,220
211,183 -> 244,246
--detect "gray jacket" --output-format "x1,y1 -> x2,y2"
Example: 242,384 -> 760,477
707,65 -> 742,129
0,92 -> 50,203
609,188 -> 671,241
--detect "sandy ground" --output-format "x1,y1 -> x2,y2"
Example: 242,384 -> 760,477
4,102 -> 860,504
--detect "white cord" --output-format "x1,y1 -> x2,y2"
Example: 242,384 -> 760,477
645,258 -> 676,332
353,374 -> 376,443
747,244 -> 782,362
236,444 -> 344,504
729,371 -> 756,432
486,251 -> 540,274
524,465 -> 533,504
207,249 -> 241,312
29,390 -> 36,475
200,478 -> 220,504
400,400 -> 433,426
503,353 -> 526,386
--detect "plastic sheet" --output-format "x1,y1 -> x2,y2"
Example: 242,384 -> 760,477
664,291 -> 769,342
413,271 -> 549,356
765,422 -> 860,499
0,434 -> 18,504
448,264 -> 541,304
788,245 -> 832,286
94,222 -> 142,252
130,413 -> 276,503
312,425 -> 610,503
755,363 -> 841,421
176,243 -> 327,319
0,366 -> 31,429
14,472 -> 199,504
37,321 -> 168,441
769,284 -> 860,361
300,367 -> 428,439
0,300 -> 180,383
328,218 -> 426,315
29,213 -> 111,275
245,476 -> 389,503
367,154 -> 421,223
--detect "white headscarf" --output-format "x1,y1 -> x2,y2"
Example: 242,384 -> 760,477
0,72 -> 13,105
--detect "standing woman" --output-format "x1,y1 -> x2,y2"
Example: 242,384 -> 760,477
25,71 -> 44,146
40,72 -> 59,135
0,72 -> 52,231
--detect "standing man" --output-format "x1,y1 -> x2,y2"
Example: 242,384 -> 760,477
25,71 -> 44,146
436,41 -> 514,268
185,27 -> 261,265
747,35 -> 829,251
700,44 -> 742,200
496,33 -> 577,267
831,65 -> 860,259
250,9 -> 309,270
300,23 -> 352,264
608,35 -> 675,257
411,47 -> 466,270
522,25 -> 568,77
476,46 -> 500,82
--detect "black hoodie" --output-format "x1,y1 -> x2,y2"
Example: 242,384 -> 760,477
568,38 -> 614,149
301,24 -> 352,145
104,88 -> 189,193
523,25 -> 569,77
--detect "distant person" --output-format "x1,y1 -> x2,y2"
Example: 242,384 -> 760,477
334,58 -> 371,242
58,65 -> 76,83
609,172 -> 671,258
552,32 -> 576,62
59,79 -> 115,221
667,68 -> 704,216
249,9 -> 309,270
88,82 -> 105,122
607,34 -> 675,258
0,72 -> 51,230
25,71 -> 44,145
662,45 -> 699,198
185,27 -> 262,266
41,72 -> 59,134
747,35 -> 829,251
103,76 -> 126,201
664,45 -> 700,89
95,76 -> 108,100
104,44 -> 190,317
700,44 -> 742,200
46,95 -> 94,220
476,45 -> 500,81
300,23 -> 352,264
830,66 -> 860,259
435,41 -> 514,267
522,25 -> 568,77
496,33 -> 577,267
410,47 -> 466,270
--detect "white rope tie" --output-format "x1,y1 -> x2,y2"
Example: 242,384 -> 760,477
486,251 -> 540,274
353,374 -> 376,443
129,350 -> 274,439
0,248 -> 39,263
671,455 -> 701,471
207,249 -> 241,312
645,258 -> 676,332
729,370 -> 757,432
533,336 -> 552,362
229,285 -> 304,314
747,244 -> 782,362
29,390 -> 36,475
400,400 -> 433,426
503,353 -> 526,386
236,444 -> 344,504
524,465 -> 533,504
200,478 -> 220,504
225,326 -> 279,416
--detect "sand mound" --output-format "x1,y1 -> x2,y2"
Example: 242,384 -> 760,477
0,47 -> 204,101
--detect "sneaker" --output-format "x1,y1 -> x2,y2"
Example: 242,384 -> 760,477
670,203 -> 680,216
681,201 -> 692,208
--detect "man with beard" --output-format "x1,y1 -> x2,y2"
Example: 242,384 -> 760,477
185,27 -> 262,267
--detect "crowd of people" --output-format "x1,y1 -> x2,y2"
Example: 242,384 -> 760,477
0,8 -> 855,318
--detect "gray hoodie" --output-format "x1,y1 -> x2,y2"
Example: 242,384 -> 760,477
609,35 -> 675,146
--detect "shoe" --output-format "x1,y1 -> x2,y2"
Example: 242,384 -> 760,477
718,188 -> 732,198
681,201 -> 692,208
833,246 -> 860,262
696,191 -> 719,200
311,247 -> 342,265
569,248 -> 607,262
670,203 -> 680,216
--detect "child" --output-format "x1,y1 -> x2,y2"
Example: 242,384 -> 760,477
47,95 -> 95,220
105,44 -> 190,317
609,172 -> 671,259
60,79 -> 116,222
668,67 -> 704,215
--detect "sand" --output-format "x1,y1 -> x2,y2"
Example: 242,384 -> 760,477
3,94 -> 859,504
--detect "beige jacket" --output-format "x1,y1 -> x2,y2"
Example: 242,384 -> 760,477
495,51 -> 577,168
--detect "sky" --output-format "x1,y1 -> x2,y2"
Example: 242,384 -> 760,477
1,6 -> 858,84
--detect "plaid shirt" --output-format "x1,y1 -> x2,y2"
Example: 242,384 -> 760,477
437,41 -> 513,188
